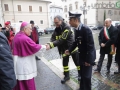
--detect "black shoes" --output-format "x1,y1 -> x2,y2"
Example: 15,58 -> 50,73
94,69 -> 100,73
36,56 -> 41,60
94,69 -> 110,73
114,71 -> 120,74
36,58 -> 41,60
61,76 -> 70,84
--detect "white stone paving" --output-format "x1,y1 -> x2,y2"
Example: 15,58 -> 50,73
50,49 -> 108,72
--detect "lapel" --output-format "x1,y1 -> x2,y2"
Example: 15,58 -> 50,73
75,24 -> 84,39
108,25 -> 112,30
108,25 -> 113,33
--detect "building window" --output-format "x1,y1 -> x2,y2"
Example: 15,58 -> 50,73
75,2 -> 78,9
40,20 -> 43,24
108,10 -> 113,16
69,4 -> 72,11
39,6 -> 42,12
19,21 -> 23,23
4,4 -> 9,11
64,6 -> 67,12
18,5 -> 21,11
76,4 -> 78,9
29,6 -> 32,12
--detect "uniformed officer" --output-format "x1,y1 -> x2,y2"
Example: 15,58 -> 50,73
65,12 -> 96,90
47,15 -> 80,84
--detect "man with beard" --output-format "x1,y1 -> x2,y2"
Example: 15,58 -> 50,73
47,15 -> 80,84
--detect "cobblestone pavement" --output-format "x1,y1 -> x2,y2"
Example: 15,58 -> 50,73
69,58 -> 120,90
38,31 -> 120,90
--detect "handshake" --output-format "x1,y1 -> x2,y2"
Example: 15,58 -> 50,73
45,44 -> 50,50
64,50 -> 70,55
44,43 -> 70,56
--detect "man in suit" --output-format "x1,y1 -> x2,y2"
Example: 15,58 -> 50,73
94,18 -> 118,73
65,12 -> 96,90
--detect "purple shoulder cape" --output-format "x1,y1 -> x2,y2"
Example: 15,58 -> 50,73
12,31 -> 41,57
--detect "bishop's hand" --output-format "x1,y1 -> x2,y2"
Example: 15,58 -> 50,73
45,44 -> 50,50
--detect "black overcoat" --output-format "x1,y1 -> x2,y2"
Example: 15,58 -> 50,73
99,25 -> 118,54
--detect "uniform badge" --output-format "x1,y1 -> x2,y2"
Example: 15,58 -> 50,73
79,40 -> 81,44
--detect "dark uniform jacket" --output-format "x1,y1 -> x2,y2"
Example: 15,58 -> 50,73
50,22 -> 75,55
0,32 -> 16,90
115,25 -> 120,53
69,24 -> 96,65
99,25 -> 118,54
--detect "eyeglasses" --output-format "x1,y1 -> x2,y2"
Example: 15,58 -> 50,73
54,22 -> 60,25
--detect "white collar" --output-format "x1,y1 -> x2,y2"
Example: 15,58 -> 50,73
75,24 -> 80,30
75,23 -> 82,30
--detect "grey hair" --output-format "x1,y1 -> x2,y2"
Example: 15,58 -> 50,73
20,24 -> 30,31
54,15 -> 63,21
105,18 -> 112,22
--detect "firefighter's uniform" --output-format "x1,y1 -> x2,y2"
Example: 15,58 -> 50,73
48,22 -> 80,83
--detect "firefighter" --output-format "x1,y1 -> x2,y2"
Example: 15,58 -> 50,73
47,15 -> 80,84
